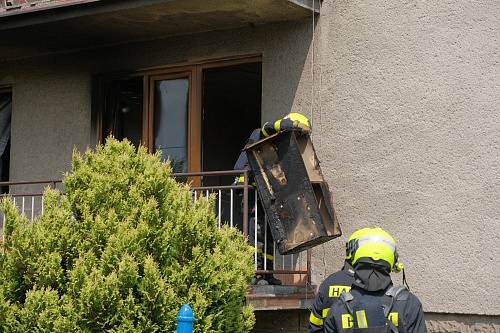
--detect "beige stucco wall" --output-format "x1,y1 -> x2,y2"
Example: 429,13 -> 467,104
0,21 -> 312,181
4,63 -> 92,181
309,0 -> 500,316
0,0 -> 498,320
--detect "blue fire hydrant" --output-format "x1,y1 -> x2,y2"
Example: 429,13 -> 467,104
175,304 -> 194,333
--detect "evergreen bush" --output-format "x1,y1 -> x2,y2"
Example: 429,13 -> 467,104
0,138 -> 255,332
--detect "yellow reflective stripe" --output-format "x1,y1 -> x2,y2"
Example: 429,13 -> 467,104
328,285 -> 351,298
388,312 -> 399,327
322,308 -> 330,318
236,175 -> 256,186
309,312 -> 324,326
264,253 -> 273,261
261,123 -> 270,137
356,310 -> 368,328
341,314 -> 354,329
262,122 -> 278,136
256,248 -> 273,261
274,119 -> 282,131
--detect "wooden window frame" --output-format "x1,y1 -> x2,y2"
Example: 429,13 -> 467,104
146,69 -> 200,173
94,54 -> 262,174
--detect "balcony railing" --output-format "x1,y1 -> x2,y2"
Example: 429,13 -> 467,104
1,0 -> 57,11
0,170 -> 310,287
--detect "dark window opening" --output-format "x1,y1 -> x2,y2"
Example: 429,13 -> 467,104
201,62 -> 262,185
0,90 -> 11,194
101,77 -> 143,147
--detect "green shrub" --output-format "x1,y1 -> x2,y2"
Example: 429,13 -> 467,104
0,138 -> 255,333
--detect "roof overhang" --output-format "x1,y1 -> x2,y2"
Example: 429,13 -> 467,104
0,0 -> 320,62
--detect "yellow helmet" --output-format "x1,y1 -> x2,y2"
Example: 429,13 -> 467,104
282,113 -> 310,131
345,227 -> 400,270
262,112 -> 311,137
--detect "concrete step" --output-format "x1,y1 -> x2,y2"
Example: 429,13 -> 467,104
246,285 -> 316,311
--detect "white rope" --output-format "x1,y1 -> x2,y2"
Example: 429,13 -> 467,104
311,0 -> 325,150
317,0 -> 324,150
310,0 -> 315,138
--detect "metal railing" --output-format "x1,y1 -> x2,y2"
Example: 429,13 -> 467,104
0,170 -> 310,286
1,0 -> 58,11
0,179 -> 62,225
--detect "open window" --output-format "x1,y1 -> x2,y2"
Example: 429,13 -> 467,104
99,77 -> 144,147
95,57 -> 262,178
0,87 -> 11,194
201,62 -> 261,185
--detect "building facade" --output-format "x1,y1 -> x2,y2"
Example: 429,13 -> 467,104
1,0 -> 499,332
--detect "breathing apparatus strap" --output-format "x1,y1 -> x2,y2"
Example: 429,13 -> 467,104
402,268 -> 410,290
383,285 -> 409,333
339,291 -> 355,316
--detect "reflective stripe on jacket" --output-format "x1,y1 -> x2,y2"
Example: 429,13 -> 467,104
323,285 -> 426,333
308,263 -> 355,332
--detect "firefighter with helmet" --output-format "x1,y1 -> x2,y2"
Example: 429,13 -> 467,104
308,230 -> 362,332
234,112 -> 310,285
324,227 -> 426,333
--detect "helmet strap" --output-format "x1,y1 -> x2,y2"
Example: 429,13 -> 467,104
402,268 -> 410,290
343,260 -> 355,275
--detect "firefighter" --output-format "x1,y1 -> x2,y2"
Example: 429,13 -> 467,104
233,112 -> 311,172
234,113 -> 310,285
324,227 -> 426,333
308,230 -> 364,332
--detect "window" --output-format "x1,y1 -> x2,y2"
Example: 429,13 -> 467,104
0,87 -> 11,193
99,77 -> 143,148
95,56 -> 262,177
149,71 -> 194,173
201,61 -> 262,184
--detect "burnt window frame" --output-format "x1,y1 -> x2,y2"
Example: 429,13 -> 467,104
0,85 -> 12,192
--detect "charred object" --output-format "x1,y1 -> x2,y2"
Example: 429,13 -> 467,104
245,130 -> 341,255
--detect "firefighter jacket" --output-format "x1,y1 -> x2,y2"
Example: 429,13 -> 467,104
324,284 -> 426,333
309,262 -> 355,332
234,128 -> 262,172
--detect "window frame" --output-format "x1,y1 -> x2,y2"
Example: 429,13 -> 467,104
0,85 -> 12,189
94,54 -> 262,173
146,70 -> 198,173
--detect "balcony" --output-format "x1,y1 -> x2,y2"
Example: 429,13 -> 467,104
0,170 -> 314,310
0,0 -> 319,61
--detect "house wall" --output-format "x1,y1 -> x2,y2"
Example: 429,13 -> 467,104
0,21 -> 312,181
1,63 -> 92,181
0,0 -> 499,327
309,0 -> 500,318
